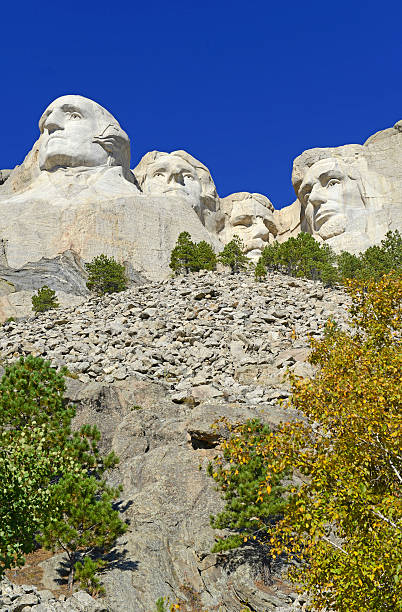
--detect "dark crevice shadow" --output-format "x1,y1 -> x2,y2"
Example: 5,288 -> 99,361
113,499 -> 134,514
215,544 -> 288,586
53,547 -> 139,587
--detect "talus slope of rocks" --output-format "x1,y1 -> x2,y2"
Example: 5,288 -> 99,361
0,271 -> 350,612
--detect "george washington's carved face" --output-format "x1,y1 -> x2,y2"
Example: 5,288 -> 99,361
299,158 -> 365,240
38,95 -> 116,171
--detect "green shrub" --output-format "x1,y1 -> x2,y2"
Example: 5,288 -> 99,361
254,257 -> 267,281
170,232 -> 195,274
338,230 -> 402,281
74,557 -> 105,596
261,233 -> 338,285
208,419 -> 288,554
217,235 -> 250,274
32,285 -> 59,313
170,232 -> 217,274
194,240 -> 217,271
2,317 -> 15,325
85,254 -> 128,295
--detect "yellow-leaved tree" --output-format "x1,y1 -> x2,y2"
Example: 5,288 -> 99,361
212,273 -> 401,611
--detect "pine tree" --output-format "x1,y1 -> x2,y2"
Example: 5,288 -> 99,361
85,254 -> 128,295
0,355 -> 73,436
208,420 -> 288,556
39,472 -> 126,593
0,356 -> 126,593
218,235 -> 249,273
193,240 -> 217,271
337,251 -> 362,280
32,285 -> 59,313
254,257 -> 267,281
260,233 -> 338,284
169,232 -> 196,274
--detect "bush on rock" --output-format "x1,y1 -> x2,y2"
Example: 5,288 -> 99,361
85,254 -> 128,295
214,274 -> 402,611
32,285 -> 59,313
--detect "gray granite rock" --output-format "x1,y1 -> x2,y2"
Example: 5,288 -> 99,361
0,270 -> 348,611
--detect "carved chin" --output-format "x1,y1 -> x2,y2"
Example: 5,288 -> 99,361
317,214 -> 347,240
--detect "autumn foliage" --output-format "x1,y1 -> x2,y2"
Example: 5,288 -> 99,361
211,274 -> 402,611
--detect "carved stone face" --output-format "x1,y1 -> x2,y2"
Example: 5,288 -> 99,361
299,158 -> 364,240
38,95 -> 111,171
141,154 -> 202,205
220,194 -> 276,259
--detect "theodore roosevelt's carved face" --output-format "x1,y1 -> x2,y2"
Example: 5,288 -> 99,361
220,193 -> 277,259
299,158 -> 365,240
38,95 -> 114,171
141,154 -> 202,205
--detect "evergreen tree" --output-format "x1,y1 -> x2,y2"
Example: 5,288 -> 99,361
170,233 -> 217,274
337,250 -> 362,280
218,235 -> 249,273
169,232 -> 196,274
260,241 -> 281,271
0,356 -> 126,593
0,355 -> 73,437
337,231 -> 402,282
32,285 -> 59,313
260,233 -> 338,285
254,257 -> 267,281
208,420 -> 288,555
194,240 -> 217,271
39,472 -> 126,593
85,254 -> 128,295
356,230 -> 402,281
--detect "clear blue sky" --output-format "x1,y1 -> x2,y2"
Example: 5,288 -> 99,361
1,0 -> 401,208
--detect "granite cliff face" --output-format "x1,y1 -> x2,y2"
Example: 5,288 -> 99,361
0,270 -> 349,612
0,95 -> 401,321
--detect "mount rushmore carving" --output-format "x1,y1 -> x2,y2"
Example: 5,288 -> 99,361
0,94 -> 401,316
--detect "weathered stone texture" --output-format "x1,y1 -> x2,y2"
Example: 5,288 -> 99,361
0,271 -> 347,610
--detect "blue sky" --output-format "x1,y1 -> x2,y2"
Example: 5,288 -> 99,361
1,0 -> 401,208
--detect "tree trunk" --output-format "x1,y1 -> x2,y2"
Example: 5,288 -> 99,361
68,553 -> 77,593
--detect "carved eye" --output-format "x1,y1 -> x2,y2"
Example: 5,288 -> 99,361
326,179 -> 340,188
70,112 -> 82,120
233,215 -> 253,227
153,172 -> 164,178
183,174 -> 194,181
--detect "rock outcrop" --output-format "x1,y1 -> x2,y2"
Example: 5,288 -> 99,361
0,577 -> 107,611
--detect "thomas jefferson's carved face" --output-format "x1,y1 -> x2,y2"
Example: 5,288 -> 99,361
38,95 -> 109,171
221,195 -> 276,259
142,154 -> 202,205
299,159 -> 364,240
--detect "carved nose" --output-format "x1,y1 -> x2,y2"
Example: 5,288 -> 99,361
251,219 -> 269,240
309,184 -> 326,206
168,172 -> 185,185
44,112 -> 64,134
